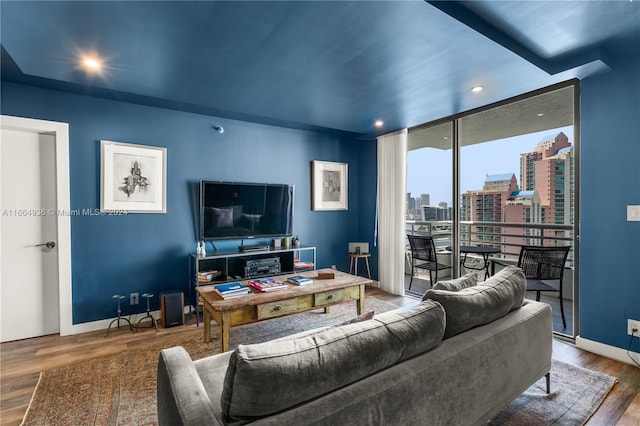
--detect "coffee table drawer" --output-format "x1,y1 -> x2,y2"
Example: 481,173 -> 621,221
314,289 -> 346,306
257,298 -> 298,320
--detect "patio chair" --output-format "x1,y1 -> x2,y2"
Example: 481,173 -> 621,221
517,245 -> 571,328
406,234 -> 451,290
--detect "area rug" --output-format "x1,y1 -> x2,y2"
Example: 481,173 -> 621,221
21,296 -> 398,425
22,297 -> 616,425
488,359 -> 617,426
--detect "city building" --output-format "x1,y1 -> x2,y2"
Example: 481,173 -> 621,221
460,173 -> 518,245
504,190 -> 542,254
406,193 -> 427,219
520,132 -> 575,246
406,193 -> 416,212
422,205 -> 447,221
521,132 -> 573,225
419,194 -> 430,208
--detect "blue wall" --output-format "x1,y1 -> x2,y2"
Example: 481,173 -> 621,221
1,82 -> 378,324
580,51 -> 640,352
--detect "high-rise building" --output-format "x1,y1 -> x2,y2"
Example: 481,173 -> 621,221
504,190 -> 542,246
520,131 -> 573,226
420,194 -> 430,208
438,202 -> 451,220
423,205 -> 446,221
407,193 -> 415,211
461,173 -> 518,245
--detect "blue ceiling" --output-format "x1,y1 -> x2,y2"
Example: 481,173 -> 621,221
1,1 -> 639,137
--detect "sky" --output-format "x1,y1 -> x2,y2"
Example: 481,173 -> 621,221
406,125 -> 574,206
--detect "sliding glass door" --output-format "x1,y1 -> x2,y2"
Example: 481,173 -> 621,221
404,121 -> 453,295
407,81 -> 579,338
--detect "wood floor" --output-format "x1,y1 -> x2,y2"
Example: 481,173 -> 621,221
1,287 -> 639,425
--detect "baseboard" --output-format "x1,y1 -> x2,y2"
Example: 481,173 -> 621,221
576,335 -> 640,366
68,306 -> 194,335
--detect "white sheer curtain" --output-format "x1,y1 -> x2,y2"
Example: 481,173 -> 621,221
376,129 -> 407,295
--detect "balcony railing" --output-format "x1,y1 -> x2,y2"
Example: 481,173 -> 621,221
406,219 -> 574,264
406,219 -> 575,335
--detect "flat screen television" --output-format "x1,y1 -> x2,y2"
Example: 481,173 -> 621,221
200,181 -> 294,241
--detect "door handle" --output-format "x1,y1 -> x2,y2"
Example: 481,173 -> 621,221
36,241 -> 56,249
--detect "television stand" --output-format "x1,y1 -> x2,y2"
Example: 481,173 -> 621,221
238,243 -> 270,252
189,245 -> 317,327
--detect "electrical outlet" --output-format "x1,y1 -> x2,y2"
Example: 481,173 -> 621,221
628,319 -> 640,336
130,292 -> 139,305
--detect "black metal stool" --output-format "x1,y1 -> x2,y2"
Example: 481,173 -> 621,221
136,293 -> 158,332
106,294 -> 133,336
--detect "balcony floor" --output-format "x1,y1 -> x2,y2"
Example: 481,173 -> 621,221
404,273 -> 574,335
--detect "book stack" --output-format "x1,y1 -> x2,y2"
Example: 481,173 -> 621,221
214,282 -> 251,299
198,270 -> 221,283
286,275 -> 313,286
248,277 -> 288,292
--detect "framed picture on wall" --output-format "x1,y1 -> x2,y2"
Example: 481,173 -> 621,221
100,140 -> 167,213
310,160 -> 348,211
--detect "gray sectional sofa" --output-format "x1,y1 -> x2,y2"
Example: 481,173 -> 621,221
157,266 -> 552,426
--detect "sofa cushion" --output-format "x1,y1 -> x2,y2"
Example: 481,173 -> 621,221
429,273 -> 477,293
424,266 -> 526,338
220,300 -> 445,425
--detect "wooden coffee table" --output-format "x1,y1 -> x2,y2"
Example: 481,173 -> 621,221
196,269 -> 371,352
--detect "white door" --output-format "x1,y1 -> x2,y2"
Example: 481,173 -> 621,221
0,128 -> 60,342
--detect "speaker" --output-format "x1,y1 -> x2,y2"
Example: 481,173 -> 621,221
160,292 -> 184,328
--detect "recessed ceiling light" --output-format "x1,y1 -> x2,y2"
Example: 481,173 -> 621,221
81,54 -> 102,73
471,86 -> 484,93
374,120 -> 384,128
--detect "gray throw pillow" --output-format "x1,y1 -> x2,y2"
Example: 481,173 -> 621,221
429,273 -> 477,294
484,266 -> 527,311
220,300 -> 445,424
424,266 -> 526,338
